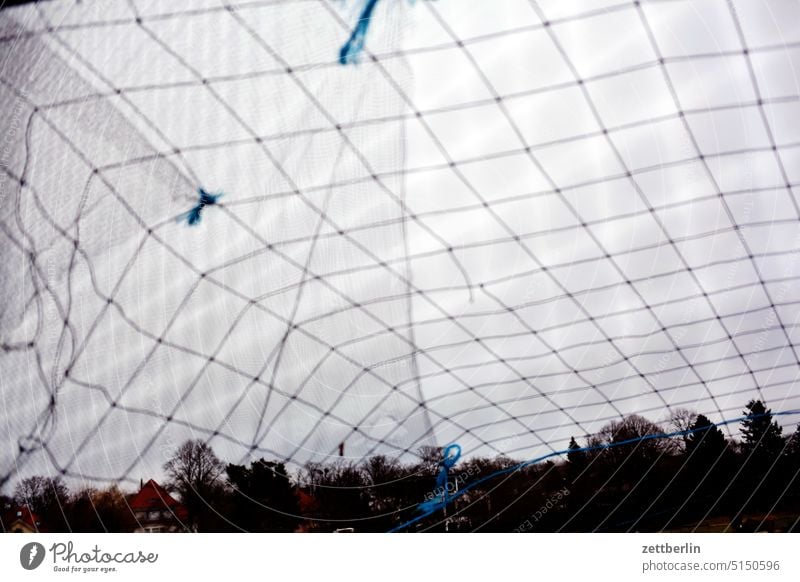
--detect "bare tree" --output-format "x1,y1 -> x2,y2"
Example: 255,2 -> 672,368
665,408 -> 697,453
164,439 -> 225,531
13,475 -> 70,530
598,414 -> 668,463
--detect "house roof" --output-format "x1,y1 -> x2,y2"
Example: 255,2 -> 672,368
1,505 -> 42,532
129,479 -> 183,513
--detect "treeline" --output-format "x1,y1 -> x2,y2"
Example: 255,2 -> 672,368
3,399 -> 800,532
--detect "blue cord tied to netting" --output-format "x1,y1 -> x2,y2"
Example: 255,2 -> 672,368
339,0 -> 382,65
418,443 -> 461,513
178,188 -> 222,226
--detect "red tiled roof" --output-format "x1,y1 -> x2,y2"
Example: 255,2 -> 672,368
129,479 -> 183,512
2,505 -> 42,532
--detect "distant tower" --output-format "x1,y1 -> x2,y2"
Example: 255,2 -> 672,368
338,442 -> 345,457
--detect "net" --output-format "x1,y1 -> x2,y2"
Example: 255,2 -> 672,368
1,0 -> 800,493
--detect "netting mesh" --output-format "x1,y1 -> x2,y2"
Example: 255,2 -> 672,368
1,0 -> 800,490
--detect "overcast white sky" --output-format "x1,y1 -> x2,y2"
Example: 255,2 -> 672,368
2,0 -> 800,490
